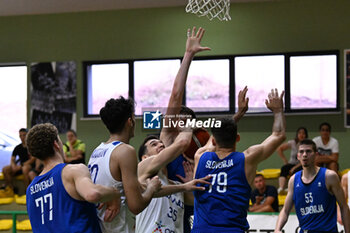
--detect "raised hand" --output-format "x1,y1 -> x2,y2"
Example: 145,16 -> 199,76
183,175 -> 212,192
265,88 -> 284,113
234,86 -> 249,123
176,161 -> 194,183
186,27 -> 211,55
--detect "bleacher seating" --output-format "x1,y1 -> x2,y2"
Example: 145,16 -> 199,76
258,169 -> 280,179
16,219 -> 32,231
0,219 -> 13,230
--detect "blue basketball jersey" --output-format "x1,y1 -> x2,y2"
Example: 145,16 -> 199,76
293,167 -> 337,233
192,151 -> 251,233
26,163 -> 101,233
167,154 -> 186,182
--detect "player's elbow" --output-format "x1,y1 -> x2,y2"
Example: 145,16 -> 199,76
275,132 -> 286,144
179,137 -> 191,152
128,205 -> 145,215
84,189 -> 102,203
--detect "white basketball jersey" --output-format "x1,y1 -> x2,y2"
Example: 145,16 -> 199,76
135,171 -> 184,233
88,141 -> 135,233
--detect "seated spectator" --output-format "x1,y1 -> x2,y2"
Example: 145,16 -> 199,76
22,155 -> 36,188
28,157 -> 43,182
313,122 -> 339,172
0,128 -> 30,197
63,129 -> 86,164
249,174 -> 279,212
276,127 -> 307,194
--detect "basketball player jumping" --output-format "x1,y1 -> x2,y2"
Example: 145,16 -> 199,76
192,88 -> 286,232
136,26 -> 211,233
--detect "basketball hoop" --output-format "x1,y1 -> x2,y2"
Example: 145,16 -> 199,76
185,0 -> 231,21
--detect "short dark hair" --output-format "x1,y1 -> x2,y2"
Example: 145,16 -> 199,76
66,129 -> 77,136
100,96 -> 135,134
255,174 -> 264,179
26,123 -> 58,160
180,105 -> 196,119
138,135 -> 159,161
211,118 -> 237,149
298,139 -> 317,152
19,128 -> 27,133
319,122 -> 331,132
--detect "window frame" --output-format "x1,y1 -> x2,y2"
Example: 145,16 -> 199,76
83,50 -> 340,118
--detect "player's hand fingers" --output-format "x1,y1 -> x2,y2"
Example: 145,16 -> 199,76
195,179 -> 211,185
176,174 -> 186,183
97,203 -> 105,210
193,186 -> 206,191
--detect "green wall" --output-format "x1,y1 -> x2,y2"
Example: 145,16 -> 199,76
1,0 -> 350,170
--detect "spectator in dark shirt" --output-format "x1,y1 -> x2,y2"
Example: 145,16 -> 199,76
0,128 -> 30,197
249,174 -> 279,212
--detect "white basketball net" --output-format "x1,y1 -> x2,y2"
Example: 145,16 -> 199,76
185,0 -> 231,21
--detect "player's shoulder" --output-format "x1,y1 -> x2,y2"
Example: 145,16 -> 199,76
195,149 -> 208,158
138,155 -> 155,169
325,169 -> 339,182
112,143 -> 136,156
288,173 -> 296,185
110,143 -> 137,167
63,163 -> 88,175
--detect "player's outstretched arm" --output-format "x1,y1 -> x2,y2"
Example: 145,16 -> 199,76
244,89 -> 286,184
193,136 -> 214,177
326,170 -> 350,232
63,164 -> 121,203
233,86 -> 249,123
152,175 -> 211,198
260,89 -> 286,160
160,26 -> 210,146
138,130 -> 192,182
275,175 -> 295,233
116,145 -> 161,215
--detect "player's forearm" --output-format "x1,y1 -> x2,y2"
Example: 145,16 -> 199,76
131,187 -> 156,214
85,184 -> 120,203
340,205 -> 350,233
153,184 -> 186,197
272,111 -> 286,136
144,135 -> 191,177
232,108 -> 246,123
167,52 -> 193,109
275,210 -> 288,232
174,131 -> 192,152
